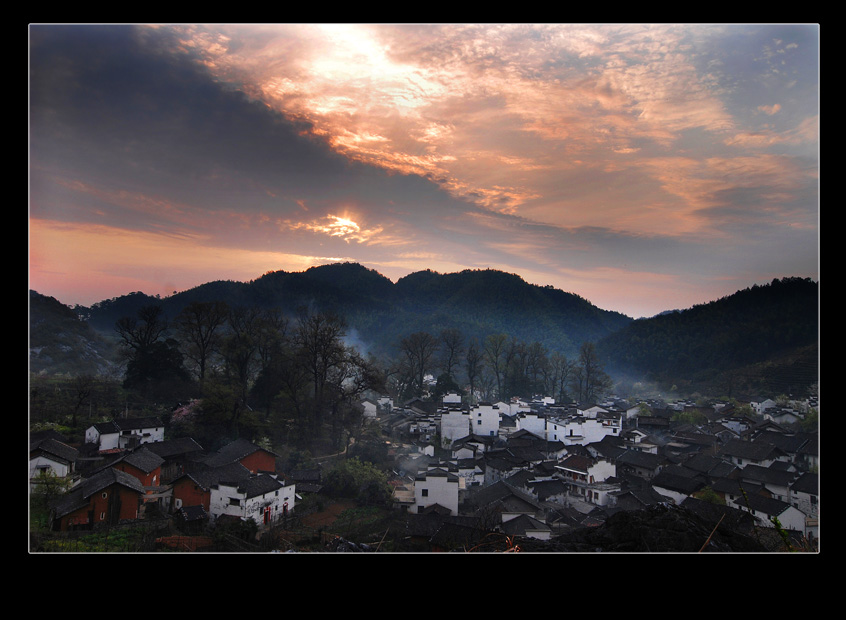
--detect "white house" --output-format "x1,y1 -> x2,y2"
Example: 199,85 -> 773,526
413,467 -> 460,515
440,407 -> 471,445
546,412 -> 622,446
555,453 -> 618,505
359,398 -> 378,419
516,411 -> 547,437
442,392 -> 462,405
455,458 -> 484,489
29,437 -> 79,492
750,397 -> 778,415
209,473 -> 296,528
763,407 -> 804,426
790,472 -> 819,518
577,403 -> 610,418
470,402 -> 501,437
84,417 -> 165,451
732,493 -> 809,535
500,514 -> 552,541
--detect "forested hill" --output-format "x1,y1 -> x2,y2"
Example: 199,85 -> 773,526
595,277 -> 819,396
48,262 -> 633,359
29,290 -> 120,376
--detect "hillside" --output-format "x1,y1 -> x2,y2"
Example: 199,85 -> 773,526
29,290 -> 121,376
30,267 -> 819,399
70,263 -> 633,360
595,277 -> 819,396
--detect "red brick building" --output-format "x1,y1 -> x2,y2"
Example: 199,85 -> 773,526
51,468 -> 145,531
109,447 -> 165,503
204,438 -> 278,474
171,462 -> 251,512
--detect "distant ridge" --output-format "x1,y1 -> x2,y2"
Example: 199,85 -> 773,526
45,262 -> 632,359
30,267 -> 819,396
595,276 -> 818,395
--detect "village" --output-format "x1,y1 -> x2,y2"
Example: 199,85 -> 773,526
29,388 -> 819,552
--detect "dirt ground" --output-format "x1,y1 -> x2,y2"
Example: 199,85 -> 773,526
298,500 -> 357,529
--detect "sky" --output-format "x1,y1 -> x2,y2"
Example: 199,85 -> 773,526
29,24 -> 819,319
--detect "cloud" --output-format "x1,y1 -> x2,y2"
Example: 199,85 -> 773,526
29,24 -> 819,318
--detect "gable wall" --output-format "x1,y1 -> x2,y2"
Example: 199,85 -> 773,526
240,451 -> 276,474
172,477 -> 211,511
57,484 -> 140,531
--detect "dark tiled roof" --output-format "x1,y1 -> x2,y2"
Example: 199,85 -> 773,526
186,462 -> 252,490
738,493 -> 794,517
122,447 -> 165,473
234,474 -> 284,499
144,437 -> 204,458
737,464 -> 796,487
720,438 -> 786,461
92,417 -> 163,433
651,471 -> 706,495
415,467 -> 459,483
790,472 -> 819,495
204,438 -> 271,467
557,454 -> 594,473
616,449 -> 663,469
528,478 -> 568,501
30,437 -> 79,464
52,468 -> 144,518
500,513 -> 550,536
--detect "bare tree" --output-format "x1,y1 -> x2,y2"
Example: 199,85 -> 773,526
115,305 -> 168,355
173,300 -> 229,391
570,342 -> 612,403
545,351 -> 573,403
293,308 -> 348,427
399,331 -> 440,398
439,327 -> 465,381
483,333 -> 509,400
464,337 -> 484,405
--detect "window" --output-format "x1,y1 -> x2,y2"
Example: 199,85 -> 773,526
229,497 -> 241,506
421,489 -> 428,497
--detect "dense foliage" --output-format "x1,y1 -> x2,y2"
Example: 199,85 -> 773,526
596,277 -> 819,396
30,269 -> 819,448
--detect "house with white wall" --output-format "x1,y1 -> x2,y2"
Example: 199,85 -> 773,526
440,407 -> 471,445
30,437 -> 79,492
731,493 -> 809,535
545,412 -> 622,446
576,403 -> 610,418
359,398 -> 378,419
790,472 -> 818,517
736,464 -> 796,503
750,397 -> 778,415
209,473 -> 295,528
470,402 -> 501,437
413,467 -> 459,515
84,417 -> 165,451
516,411 -> 547,437
555,453 -> 618,506
442,392 -> 462,406
720,438 -> 790,469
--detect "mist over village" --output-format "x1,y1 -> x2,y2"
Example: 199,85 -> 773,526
29,24 -> 819,553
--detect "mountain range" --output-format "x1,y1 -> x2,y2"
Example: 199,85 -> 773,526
29,263 -> 819,396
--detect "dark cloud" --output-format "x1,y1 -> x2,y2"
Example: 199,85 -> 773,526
30,25 -> 474,235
